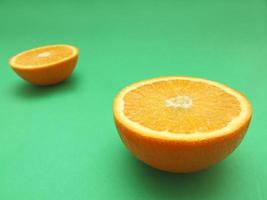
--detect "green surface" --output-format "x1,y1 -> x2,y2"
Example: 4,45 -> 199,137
0,0 -> 266,199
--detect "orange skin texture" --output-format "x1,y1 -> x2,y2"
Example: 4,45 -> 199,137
114,116 -> 251,173
11,55 -> 78,86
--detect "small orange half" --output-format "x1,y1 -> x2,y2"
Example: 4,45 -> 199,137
9,44 -> 79,86
113,76 -> 252,173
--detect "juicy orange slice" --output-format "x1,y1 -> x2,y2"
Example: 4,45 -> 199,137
9,44 -> 78,86
113,77 -> 252,173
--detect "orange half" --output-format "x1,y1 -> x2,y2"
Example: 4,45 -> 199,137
113,76 -> 252,173
9,44 -> 79,86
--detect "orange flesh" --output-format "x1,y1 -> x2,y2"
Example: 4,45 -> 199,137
13,46 -> 74,67
123,80 -> 241,133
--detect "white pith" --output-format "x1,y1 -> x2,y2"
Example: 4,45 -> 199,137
165,95 -> 192,109
37,52 -> 51,58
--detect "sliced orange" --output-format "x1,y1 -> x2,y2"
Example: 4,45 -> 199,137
9,44 -> 79,86
113,76 -> 252,173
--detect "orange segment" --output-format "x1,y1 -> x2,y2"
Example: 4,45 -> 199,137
9,44 -> 78,86
113,76 -> 252,173
12,45 -> 75,68
123,79 -> 241,133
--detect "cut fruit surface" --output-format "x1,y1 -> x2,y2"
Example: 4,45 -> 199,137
10,45 -> 76,68
113,76 -> 252,173
9,44 -> 78,86
115,76 -> 251,140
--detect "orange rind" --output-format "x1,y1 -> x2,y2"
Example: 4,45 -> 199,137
113,76 -> 252,173
9,44 -> 78,86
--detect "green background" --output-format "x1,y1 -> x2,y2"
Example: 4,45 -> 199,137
0,0 -> 266,199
